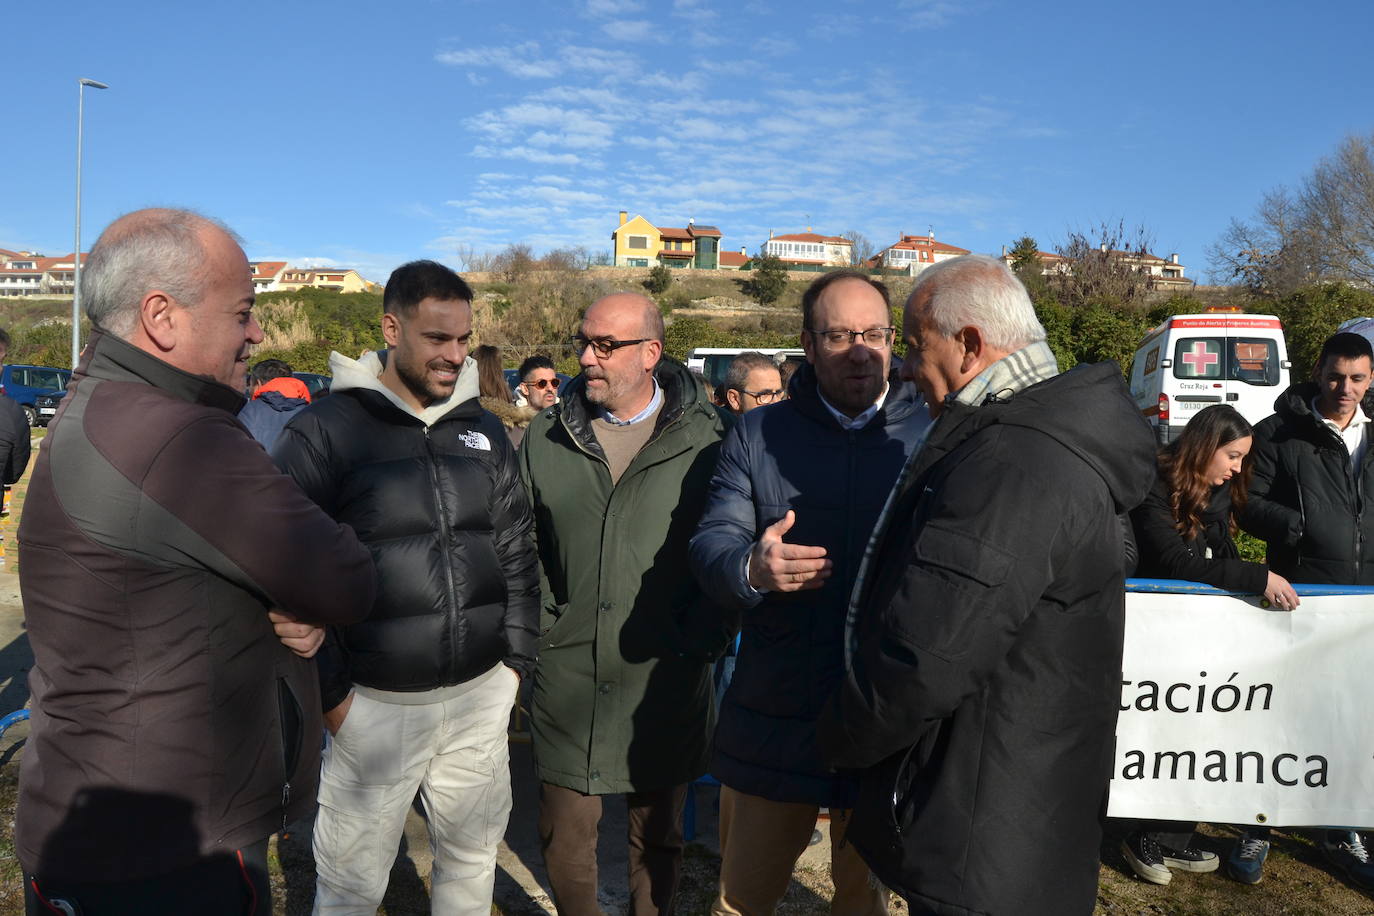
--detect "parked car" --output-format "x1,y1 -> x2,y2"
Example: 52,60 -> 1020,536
34,392 -> 66,427
1,364 -> 72,428
292,372 -> 332,398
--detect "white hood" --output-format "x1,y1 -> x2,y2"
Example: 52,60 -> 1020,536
327,349 -> 479,427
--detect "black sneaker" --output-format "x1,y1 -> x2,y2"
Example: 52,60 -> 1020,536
1160,843 -> 1220,873
1321,831 -> 1374,889
1121,831 -> 1171,885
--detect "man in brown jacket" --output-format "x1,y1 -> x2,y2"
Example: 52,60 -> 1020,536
16,208 -> 377,915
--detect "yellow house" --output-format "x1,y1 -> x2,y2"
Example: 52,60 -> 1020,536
276,267 -> 376,293
611,211 -> 723,269
612,212 -> 662,267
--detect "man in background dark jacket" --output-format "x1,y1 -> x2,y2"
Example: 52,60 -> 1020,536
238,357 -> 311,449
690,271 -> 928,916
0,327 -> 29,545
274,259 -> 538,915
1238,330 -> 1374,887
818,255 -> 1155,916
17,208 -> 376,915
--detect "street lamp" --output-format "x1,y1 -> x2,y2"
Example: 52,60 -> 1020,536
72,77 -> 108,369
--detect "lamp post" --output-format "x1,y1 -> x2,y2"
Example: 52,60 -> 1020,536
72,77 -> 109,369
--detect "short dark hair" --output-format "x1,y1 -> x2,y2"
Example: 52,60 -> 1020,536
249,358 -> 293,388
518,354 -> 556,380
725,351 -> 778,392
383,260 -> 473,317
801,270 -> 891,332
1315,332 -> 1374,375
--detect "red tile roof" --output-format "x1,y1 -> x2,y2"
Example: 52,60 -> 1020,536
252,260 -> 288,280
658,227 -> 694,241
719,251 -> 749,267
885,235 -> 969,255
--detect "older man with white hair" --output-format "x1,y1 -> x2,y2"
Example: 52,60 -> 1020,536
818,254 -> 1156,915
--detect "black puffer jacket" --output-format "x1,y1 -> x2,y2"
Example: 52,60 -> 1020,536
689,364 -> 929,806
818,361 -> 1156,916
0,393 -> 30,484
1240,382 -> 1374,585
274,350 -> 539,710
1132,473 -> 1269,592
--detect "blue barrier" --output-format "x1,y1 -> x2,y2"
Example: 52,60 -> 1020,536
1127,578 -> 1374,597
0,708 -> 29,740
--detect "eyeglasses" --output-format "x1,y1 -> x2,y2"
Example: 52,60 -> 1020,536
525,377 -> 560,390
569,335 -> 649,359
739,388 -> 784,404
807,327 -> 896,350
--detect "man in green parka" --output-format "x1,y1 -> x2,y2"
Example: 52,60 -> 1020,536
519,292 -> 732,916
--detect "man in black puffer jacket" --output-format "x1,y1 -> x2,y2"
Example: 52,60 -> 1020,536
690,271 -> 929,916
274,260 -> 539,915
1238,330 -> 1374,886
819,255 -> 1156,916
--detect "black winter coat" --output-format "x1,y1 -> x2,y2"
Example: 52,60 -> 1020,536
0,393 -> 30,485
818,362 -> 1156,916
274,357 -> 539,710
1240,382 -> 1374,585
1132,474 -> 1268,592
689,365 -> 929,806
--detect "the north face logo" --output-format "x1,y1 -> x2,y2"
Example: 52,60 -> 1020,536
458,430 -> 491,451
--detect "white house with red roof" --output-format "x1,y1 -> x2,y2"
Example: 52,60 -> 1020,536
0,250 -> 87,297
999,245 -> 1188,288
249,261 -> 289,293
868,230 -> 971,275
761,230 -> 852,268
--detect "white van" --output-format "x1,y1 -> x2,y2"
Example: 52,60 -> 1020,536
685,347 -> 805,389
1129,311 -> 1291,443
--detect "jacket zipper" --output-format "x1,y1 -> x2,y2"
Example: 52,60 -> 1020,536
277,677 -> 304,837
424,426 -> 461,678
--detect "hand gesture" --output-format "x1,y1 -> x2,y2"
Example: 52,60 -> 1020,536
747,510 -> 832,592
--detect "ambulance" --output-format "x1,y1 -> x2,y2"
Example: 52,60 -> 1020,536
1129,309 -> 1291,444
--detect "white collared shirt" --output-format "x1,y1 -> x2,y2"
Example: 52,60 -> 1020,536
818,383 -> 890,431
597,378 -> 662,426
1312,397 -> 1371,473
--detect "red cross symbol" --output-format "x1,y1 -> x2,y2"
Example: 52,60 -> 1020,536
1182,341 -> 1219,375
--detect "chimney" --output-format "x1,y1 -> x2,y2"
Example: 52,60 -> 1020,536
1171,252 -> 1179,264
689,216 -> 694,226
740,246 -> 747,256
1100,242 -> 1108,253
928,226 -> 934,241
619,210 -> 628,226
768,229 -> 774,239
806,226 -> 812,233
1001,245 -> 1007,256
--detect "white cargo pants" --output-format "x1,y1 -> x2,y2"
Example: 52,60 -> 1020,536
311,662 -> 519,915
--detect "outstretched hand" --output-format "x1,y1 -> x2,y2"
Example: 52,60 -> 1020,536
747,510 -> 832,592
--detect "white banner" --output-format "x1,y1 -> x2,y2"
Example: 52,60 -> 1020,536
1107,591 -> 1374,828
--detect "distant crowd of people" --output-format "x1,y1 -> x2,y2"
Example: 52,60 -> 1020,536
7,205 -> 1374,916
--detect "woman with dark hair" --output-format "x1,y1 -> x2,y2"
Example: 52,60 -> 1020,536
1120,404 -> 1299,886
473,344 -> 534,447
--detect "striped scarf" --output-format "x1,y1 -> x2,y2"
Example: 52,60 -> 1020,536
843,340 -> 1060,666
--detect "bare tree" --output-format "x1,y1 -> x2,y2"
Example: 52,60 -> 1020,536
1205,189 -> 1316,296
841,230 -> 875,267
1299,133 -> 1374,285
1208,131 -> 1374,296
1054,220 -> 1160,308
455,244 -> 497,273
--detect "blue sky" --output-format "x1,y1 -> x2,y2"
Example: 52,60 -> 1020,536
5,0 -> 1371,287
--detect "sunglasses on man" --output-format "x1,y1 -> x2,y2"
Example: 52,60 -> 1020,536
525,377 -> 560,390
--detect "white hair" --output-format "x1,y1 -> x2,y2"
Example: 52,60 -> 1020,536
909,254 -> 1045,351
83,208 -> 237,339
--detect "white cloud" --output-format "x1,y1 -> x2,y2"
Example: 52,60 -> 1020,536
754,37 -> 796,56
602,19 -> 658,42
435,42 -> 561,79
895,0 -> 963,30
471,145 -> 585,166
584,0 -> 642,15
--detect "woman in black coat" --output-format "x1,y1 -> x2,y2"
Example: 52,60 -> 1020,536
1123,404 -> 1299,886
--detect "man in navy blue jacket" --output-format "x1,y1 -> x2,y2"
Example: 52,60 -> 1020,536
689,270 -> 929,916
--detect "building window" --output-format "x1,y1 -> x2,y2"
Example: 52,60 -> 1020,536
628,236 -> 648,249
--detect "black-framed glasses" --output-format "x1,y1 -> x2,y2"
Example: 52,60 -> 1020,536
525,377 -> 560,390
739,387 -> 784,404
568,335 -> 649,358
807,327 -> 896,350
